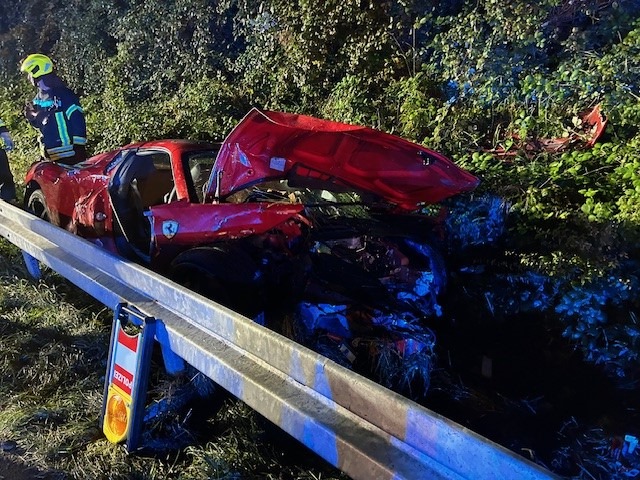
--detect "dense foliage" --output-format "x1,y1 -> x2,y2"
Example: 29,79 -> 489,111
1,0 -> 640,477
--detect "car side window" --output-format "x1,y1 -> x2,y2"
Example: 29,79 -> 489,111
149,152 -> 171,171
186,153 -> 216,203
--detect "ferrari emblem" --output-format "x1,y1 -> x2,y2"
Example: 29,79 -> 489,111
162,220 -> 179,239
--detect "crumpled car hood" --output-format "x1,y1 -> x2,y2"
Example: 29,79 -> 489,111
206,108 -> 479,211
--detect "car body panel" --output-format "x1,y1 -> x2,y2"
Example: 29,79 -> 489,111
149,202 -> 307,248
25,151 -> 117,230
207,108 -> 479,210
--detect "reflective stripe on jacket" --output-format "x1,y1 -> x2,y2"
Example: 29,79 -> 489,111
27,79 -> 87,157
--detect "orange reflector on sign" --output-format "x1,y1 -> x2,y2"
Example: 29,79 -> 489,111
103,385 -> 131,443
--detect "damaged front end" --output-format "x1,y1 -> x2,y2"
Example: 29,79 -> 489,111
152,193 -> 448,397
150,109 -> 479,397
287,201 -> 446,398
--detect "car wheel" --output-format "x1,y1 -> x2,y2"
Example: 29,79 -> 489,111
169,246 -> 264,318
27,189 -> 50,222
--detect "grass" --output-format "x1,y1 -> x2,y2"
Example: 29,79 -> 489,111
0,240 -> 345,479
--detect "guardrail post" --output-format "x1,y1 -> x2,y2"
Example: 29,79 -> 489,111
154,321 -> 186,375
21,250 -> 40,278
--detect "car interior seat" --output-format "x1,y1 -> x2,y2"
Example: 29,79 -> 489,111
193,163 -> 213,203
138,168 -> 174,207
164,162 -> 211,204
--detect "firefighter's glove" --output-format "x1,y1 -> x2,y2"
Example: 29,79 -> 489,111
0,131 -> 13,151
24,102 -> 38,124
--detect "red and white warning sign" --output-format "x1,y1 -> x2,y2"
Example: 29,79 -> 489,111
103,325 -> 142,444
111,328 -> 140,397
102,305 -> 155,447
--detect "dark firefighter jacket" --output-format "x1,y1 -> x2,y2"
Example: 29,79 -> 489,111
24,73 -> 87,161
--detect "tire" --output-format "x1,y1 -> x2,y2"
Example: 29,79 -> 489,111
169,246 -> 264,318
26,189 -> 50,222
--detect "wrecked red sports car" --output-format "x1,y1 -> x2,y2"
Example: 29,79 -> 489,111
24,108 -> 479,395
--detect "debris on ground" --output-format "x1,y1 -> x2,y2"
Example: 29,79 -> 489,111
551,418 -> 640,479
488,104 -> 607,157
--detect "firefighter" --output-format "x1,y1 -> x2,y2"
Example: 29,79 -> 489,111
0,118 -> 17,203
21,53 -> 87,165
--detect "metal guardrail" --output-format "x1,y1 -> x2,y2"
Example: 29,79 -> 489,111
0,200 -> 560,480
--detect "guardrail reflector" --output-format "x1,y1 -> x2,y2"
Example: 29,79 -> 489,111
100,304 -> 155,451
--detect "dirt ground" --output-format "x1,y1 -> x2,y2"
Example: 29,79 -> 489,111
0,451 -> 63,480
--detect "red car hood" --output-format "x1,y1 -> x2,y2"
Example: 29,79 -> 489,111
206,108 -> 479,211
